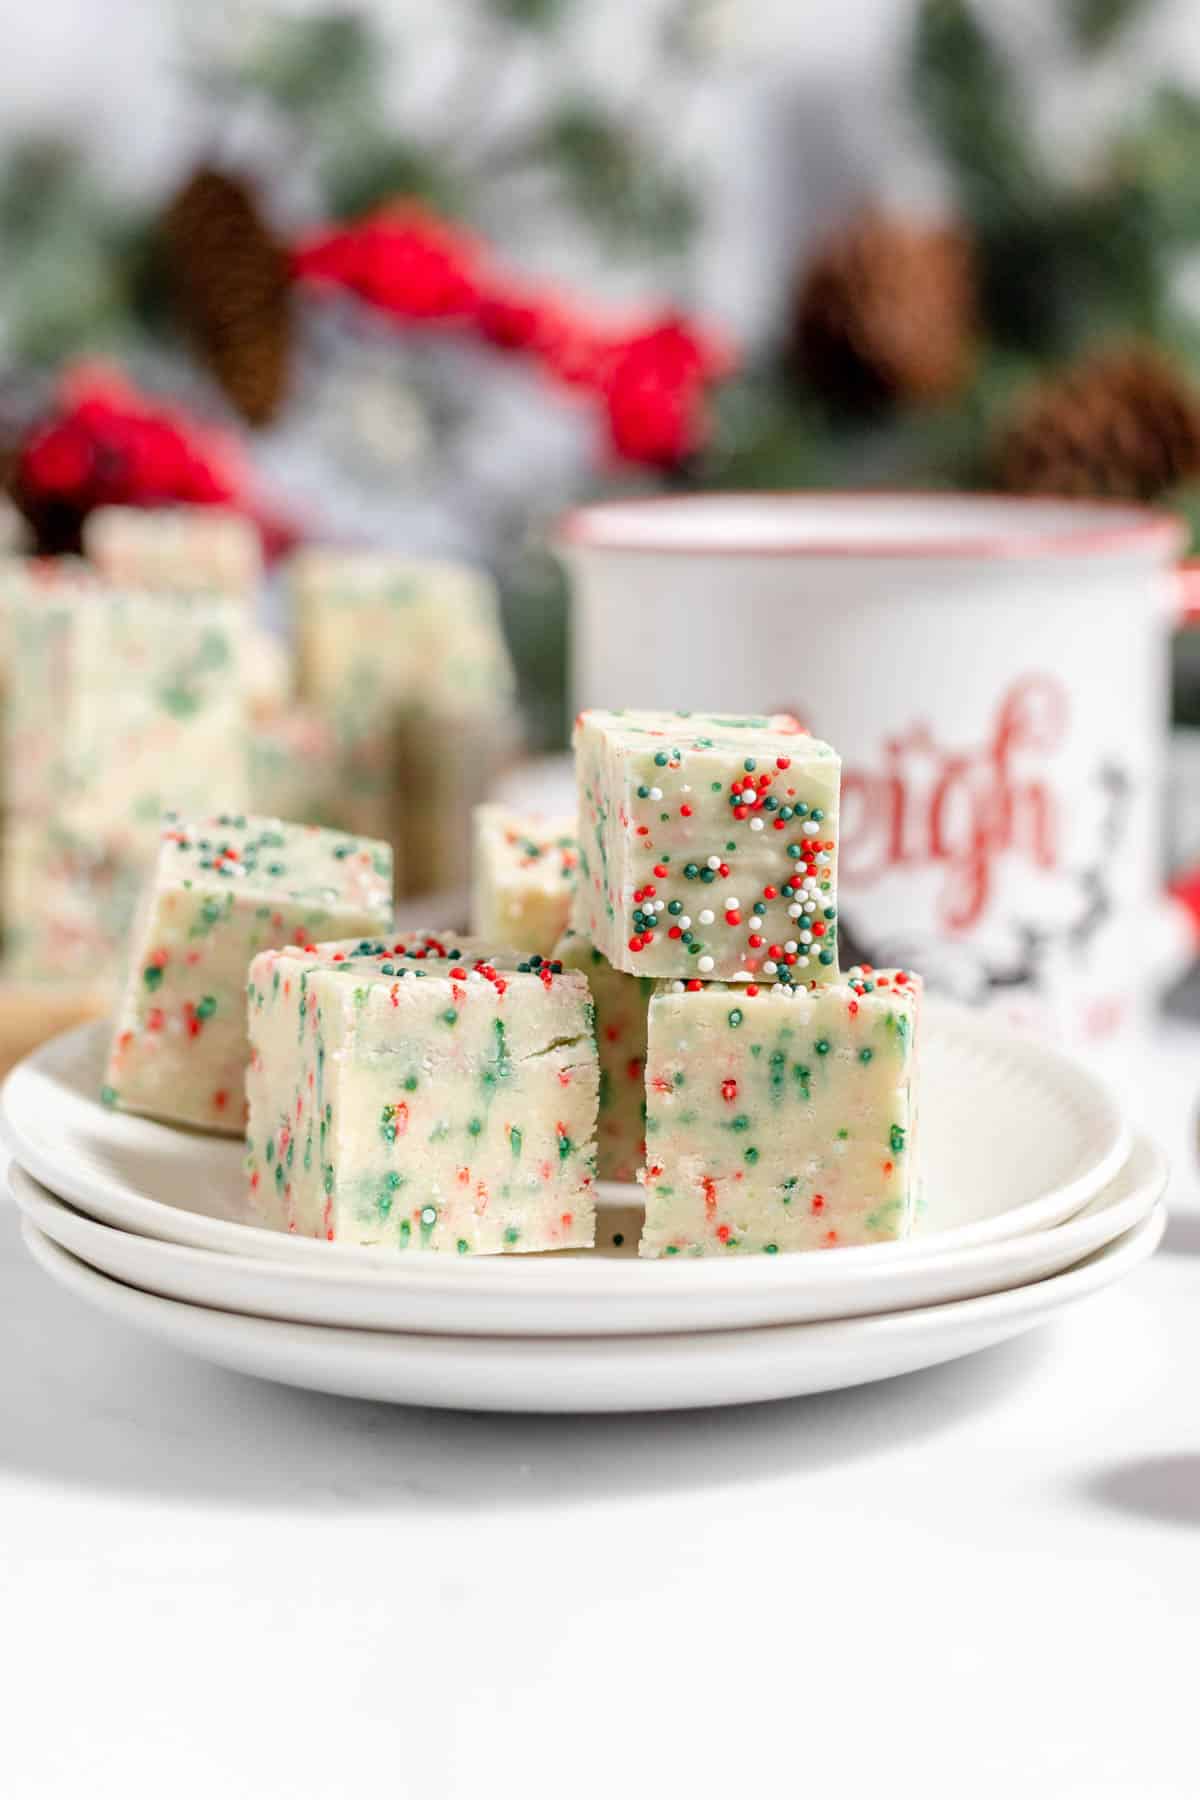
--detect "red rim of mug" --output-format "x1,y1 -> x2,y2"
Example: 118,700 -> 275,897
554,489 -> 1186,561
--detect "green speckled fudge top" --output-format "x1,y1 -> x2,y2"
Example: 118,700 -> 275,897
574,708 -> 834,762
160,812 -> 393,913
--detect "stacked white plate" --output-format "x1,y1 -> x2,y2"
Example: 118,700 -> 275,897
4,1007 -> 1166,1413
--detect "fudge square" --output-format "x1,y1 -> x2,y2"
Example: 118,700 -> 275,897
638,968 -> 920,1258
84,505 -> 261,600
572,709 -> 840,980
104,815 -> 393,1133
554,928 -> 650,1186
471,804 -> 578,958
245,934 -> 599,1253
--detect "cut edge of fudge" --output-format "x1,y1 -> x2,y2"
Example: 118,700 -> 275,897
244,930 -> 599,1255
638,965 -> 921,1258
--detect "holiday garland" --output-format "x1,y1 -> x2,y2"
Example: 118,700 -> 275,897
12,201 -> 734,552
12,364 -> 291,557
291,204 -> 734,467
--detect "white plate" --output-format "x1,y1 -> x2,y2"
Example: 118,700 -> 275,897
0,1007 -> 1129,1300
8,1132 -> 1167,1335
20,1204 -> 1165,1412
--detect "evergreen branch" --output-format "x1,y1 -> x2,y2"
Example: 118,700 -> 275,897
1064,0 -> 1154,54
910,0 -> 1050,230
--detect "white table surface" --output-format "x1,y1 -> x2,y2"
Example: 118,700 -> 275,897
1,1019 -> 1197,1800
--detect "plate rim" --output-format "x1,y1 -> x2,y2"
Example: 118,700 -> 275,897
6,1133 -> 1168,1332
19,1201 -> 1166,1360
1,1009 -> 1133,1288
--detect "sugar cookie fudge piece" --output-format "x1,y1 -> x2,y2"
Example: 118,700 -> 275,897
288,549 -> 517,891
572,709 -> 840,981
249,706 -> 339,828
3,563 -> 248,983
639,968 -> 920,1257
84,506 -> 261,600
553,929 -> 650,1185
471,805 -> 578,956
290,548 -> 514,731
245,934 -> 598,1252
104,814 -> 393,1133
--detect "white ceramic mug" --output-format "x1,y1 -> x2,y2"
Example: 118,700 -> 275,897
557,492 -> 1189,1042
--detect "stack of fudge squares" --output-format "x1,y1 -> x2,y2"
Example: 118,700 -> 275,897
0,508 -> 518,1014
471,708 -> 922,1257
106,809 -> 602,1256
98,707 -> 919,1260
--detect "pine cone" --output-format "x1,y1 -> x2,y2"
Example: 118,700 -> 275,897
995,345 -> 1200,502
792,211 -> 976,412
163,166 -> 292,426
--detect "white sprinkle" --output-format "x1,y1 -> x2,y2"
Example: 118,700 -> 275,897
804,900 -> 817,915
803,877 -> 818,890
724,896 -> 740,909
679,915 -> 692,930
697,955 -> 715,973
763,959 -> 778,975
669,980 -> 685,993
707,855 -> 721,870
802,820 -> 820,836
649,786 -> 663,801
784,940 -> 798,953
847,966 -> 863,979
681,784 -> 692,793
799,931 -> 813,945
797,955 -> 810,967
749,818 -> 764,832
698,909 -> 715,925
787,903 -> 802,919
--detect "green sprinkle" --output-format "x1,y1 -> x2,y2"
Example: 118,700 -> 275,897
815,1039 -> 830,1056
890,1124 -> 906,1155
744,1146 -> 760,1164
727,1008 -> 743,1028
504,1225 -> 520,1245
143,964 -> 163,991
859,1048 -> 873,1064
99,1084 -> 118,1109
457,1238 -> 470,1255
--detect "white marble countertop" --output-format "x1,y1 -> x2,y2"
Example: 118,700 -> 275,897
2,1019 -> 1197,1800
